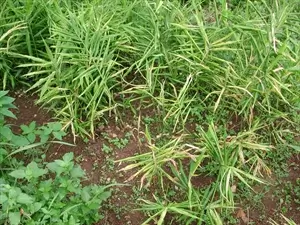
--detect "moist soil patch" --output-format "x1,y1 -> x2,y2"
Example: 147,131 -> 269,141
7,92 -> 300,225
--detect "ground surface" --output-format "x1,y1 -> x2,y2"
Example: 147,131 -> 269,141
8,91 -> 300,225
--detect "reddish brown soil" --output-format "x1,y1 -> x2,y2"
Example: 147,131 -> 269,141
236,155 -> 300,225
7,91 -> 300,225
7,91 -> 52,131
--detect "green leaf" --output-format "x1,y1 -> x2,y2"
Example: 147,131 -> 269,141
47,161 -> 60,172
9,212 -> 20,225
40,134 -> 49,143
63,212 -> 68,222
288,145 -> 300,152
8,142 -> 45,157
12,135 -> 30,147
287,66 -> 300,71
47,162 -> 64,175
68,215 -> 77,225
0,126 -> 13,140
81,188 -> 91,202
0,90 -> 9,98
31,202 -> 43,213
0,96 -> 15,106
49,122 -> 62,131
0,148 -> 8,163
29,121 -> 36,130
17,193 -> 34,204
169,207 -> 199,219
0,194 -> 8,204
0,108 -> 16,119
55,159 -> 67,167
42,127 -> 52,135
27,162 -> 48,178
21,122 -> 36,135
20,125 -> 30,134
53,131 -> 63,140
157,208 -> 168,225
98,191 -> 111,202
87,201 -> 100,210
41,207 -> 50,214
27,133 -> 36,143
71,166 -> 85,178
0,148 -> 8,155
63,152 -> 74,162
9,169 -> 26,179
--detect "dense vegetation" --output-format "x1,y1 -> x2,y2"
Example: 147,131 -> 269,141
0,91 -> 112,224
1,0 -> 299,224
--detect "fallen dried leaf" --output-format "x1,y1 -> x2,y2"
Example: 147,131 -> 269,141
237,208 -> 249,224
98,125 -> 105,131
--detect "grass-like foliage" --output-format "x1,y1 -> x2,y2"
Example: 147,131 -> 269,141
0,0 -> 51,89
2,0 -> 298,138
1,0 -> 300,224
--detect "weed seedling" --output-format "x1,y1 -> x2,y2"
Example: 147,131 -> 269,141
102,143 -> 112,154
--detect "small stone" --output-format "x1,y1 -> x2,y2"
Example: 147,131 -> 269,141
231,185 -> 237,193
